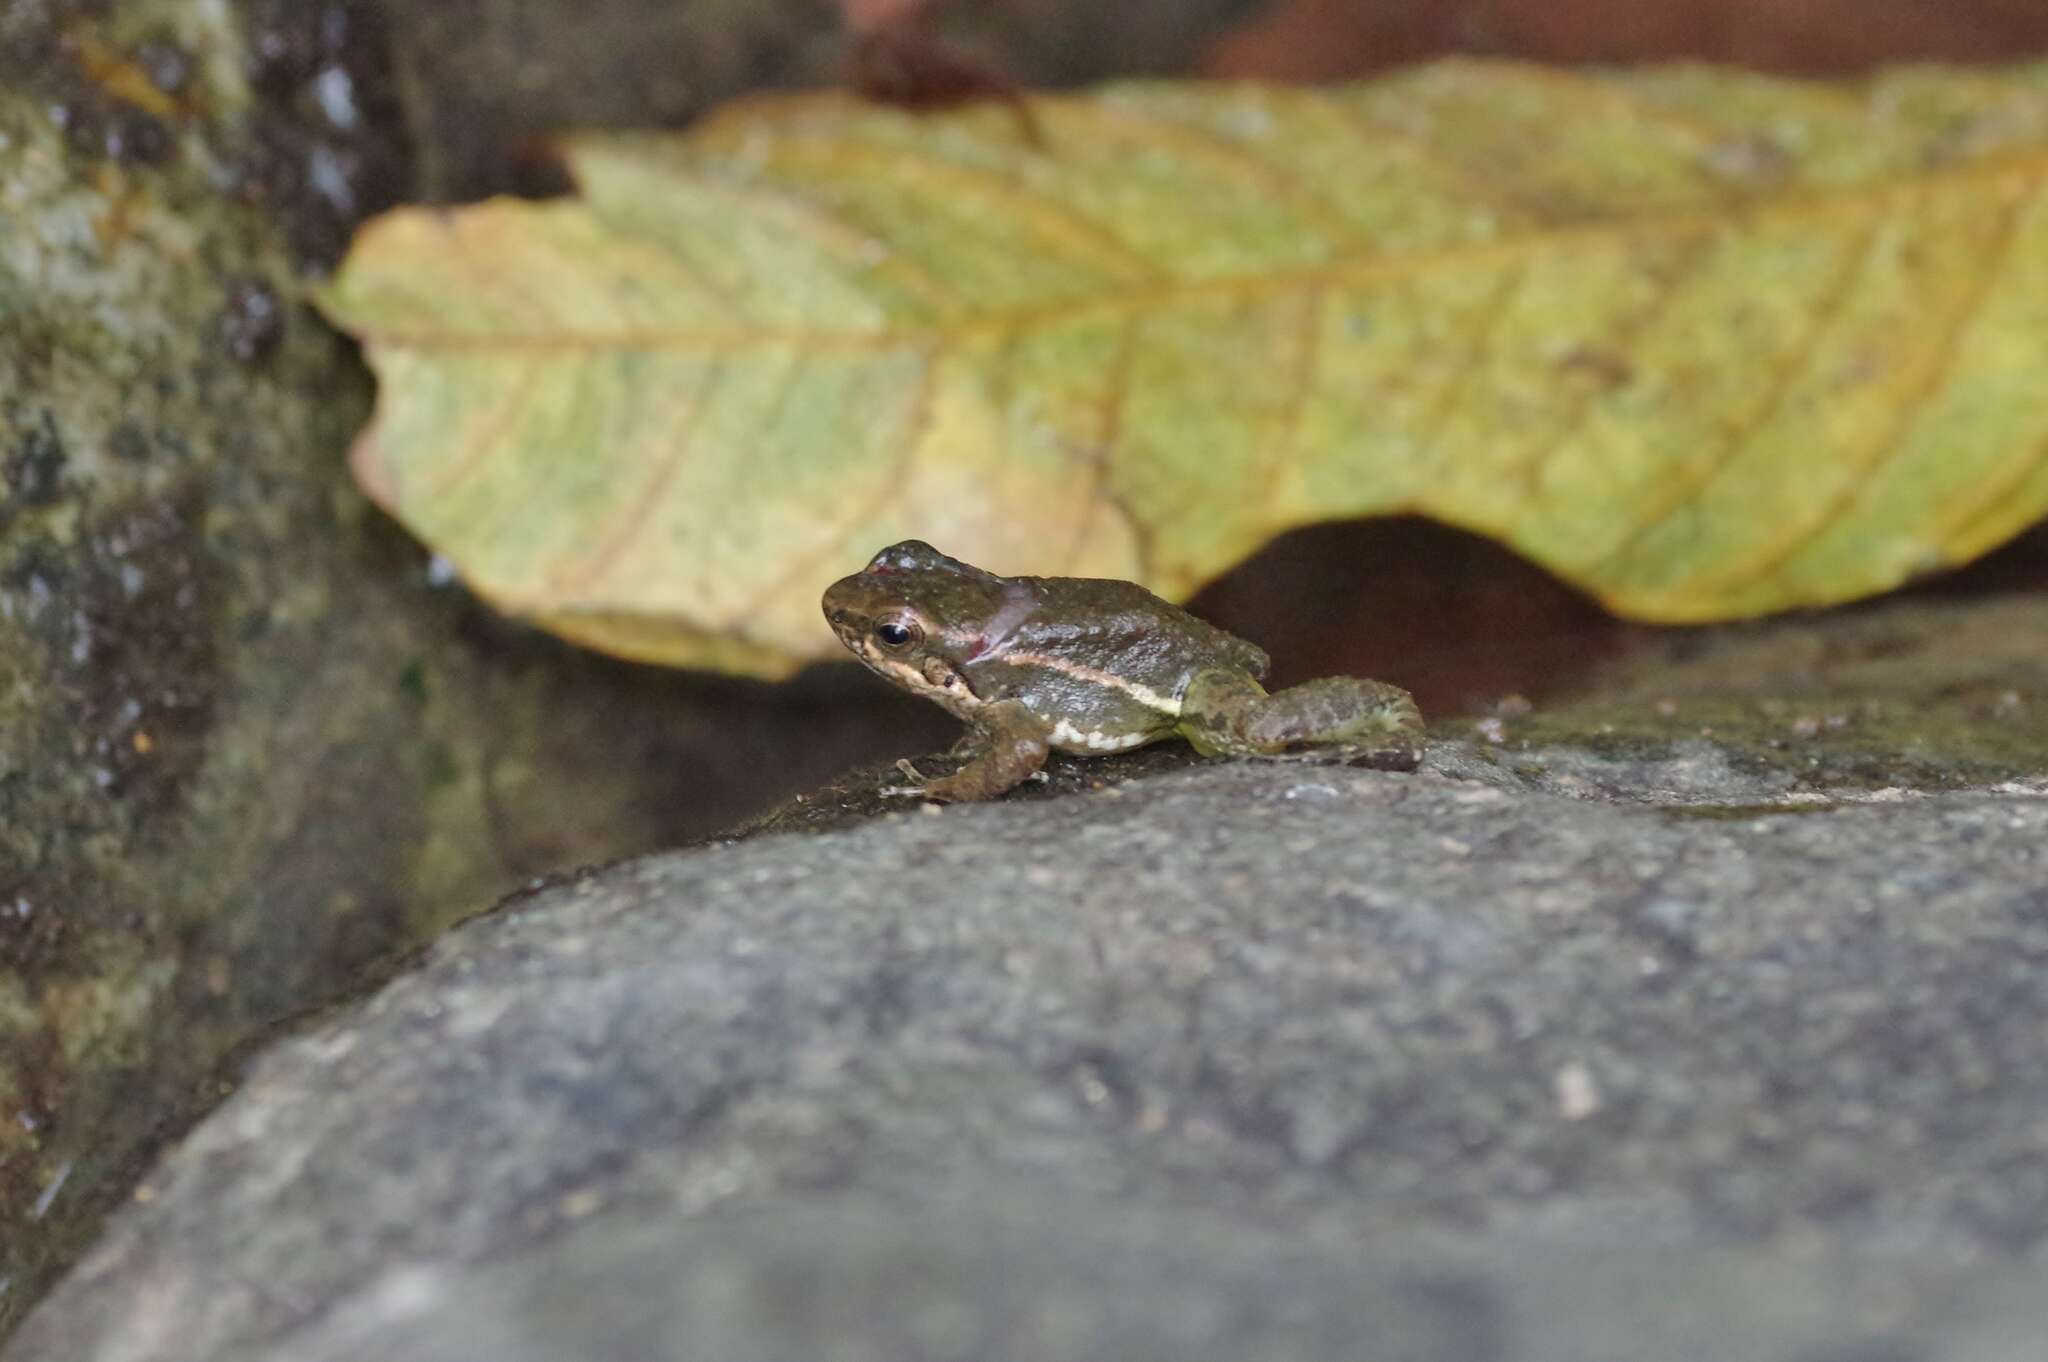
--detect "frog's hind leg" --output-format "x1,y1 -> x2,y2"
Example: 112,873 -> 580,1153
1179,671 -> 1424,771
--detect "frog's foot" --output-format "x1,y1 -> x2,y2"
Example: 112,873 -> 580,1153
875,705 -> 1053,802
918,700 -> 1052,802
878,758 -> 933,799
1180,672 -> 1424,771
1263,738 -> 1425,772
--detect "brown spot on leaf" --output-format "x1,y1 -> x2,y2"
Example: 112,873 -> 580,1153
1555,345 -> 1635,390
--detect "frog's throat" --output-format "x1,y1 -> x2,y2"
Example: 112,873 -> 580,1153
984,652 -> 1183,717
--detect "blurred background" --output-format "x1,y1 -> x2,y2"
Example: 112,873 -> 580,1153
284,0 -> 2048,839
320,0 -> 2048,837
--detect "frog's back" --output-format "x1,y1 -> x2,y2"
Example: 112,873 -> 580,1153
1016,576 -> 1270,684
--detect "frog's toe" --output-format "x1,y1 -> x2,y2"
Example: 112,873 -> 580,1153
875,758 -> 937,799
1256,738 -> 1423,771
1329,736 -> 1425,772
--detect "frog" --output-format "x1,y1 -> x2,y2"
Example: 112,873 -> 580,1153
822,540 -> 1425,802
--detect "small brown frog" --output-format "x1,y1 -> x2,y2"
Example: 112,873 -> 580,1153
822,541 -> 1425,802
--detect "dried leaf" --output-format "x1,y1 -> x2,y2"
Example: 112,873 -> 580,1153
319,61 -> 2048,676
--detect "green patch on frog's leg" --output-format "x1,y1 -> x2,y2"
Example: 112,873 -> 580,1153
921,700 -> 1052,802
1180,671 -> 1424,770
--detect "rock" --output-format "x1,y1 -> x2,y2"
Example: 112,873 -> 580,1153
0,0 -> 933,1330
8,0 -> 2046,1349
193,1198 -> 2048,1362
0,0 -> 1345,1335
15,750 -> 2048,1359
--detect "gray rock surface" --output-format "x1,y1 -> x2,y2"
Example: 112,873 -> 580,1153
7,0 -> 1282,1328
14,746 -> 2048,1360
225,1196 -> 2048,1362
0,0 -> 905,1324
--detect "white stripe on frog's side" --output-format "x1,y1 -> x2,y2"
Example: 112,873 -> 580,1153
988,652 -> 1183,717
1049,719 -> 1151,751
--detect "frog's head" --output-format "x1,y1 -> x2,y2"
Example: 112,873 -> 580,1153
822,540 -> 1017,707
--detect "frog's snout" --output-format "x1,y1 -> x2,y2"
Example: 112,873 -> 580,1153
821,575 -> 860,620
823,595 -> 867,654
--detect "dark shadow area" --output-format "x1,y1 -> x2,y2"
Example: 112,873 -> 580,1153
1209,0 -> 2048,80
1902,520 -> 2048,599
1190,514 -> 2048,720
1189,517 -> 1633,717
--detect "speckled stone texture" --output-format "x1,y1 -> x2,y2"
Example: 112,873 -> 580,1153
0,0 -> 1280,1327
15,749 -> 2048,1361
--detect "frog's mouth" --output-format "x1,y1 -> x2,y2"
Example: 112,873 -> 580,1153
826,612 -> 899,681
827,609 -> 981,715
825,609 -> 869,658
837,631 -> 919,687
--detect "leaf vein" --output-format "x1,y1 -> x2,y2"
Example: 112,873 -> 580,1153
1501,230 -> 1721,517
1704,175 -> 2037,593
723,344 -> 943,632
552,359 -> 732,595
765,132 -> 1171,286
1415,264 -> 1531,465
1070,314 -> 1144,576
1054,96 -> 1370,247
1584,217 -> 1883,573
1254,283 -> 1326,533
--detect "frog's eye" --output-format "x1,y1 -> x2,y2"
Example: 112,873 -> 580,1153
875,618 -> 920,650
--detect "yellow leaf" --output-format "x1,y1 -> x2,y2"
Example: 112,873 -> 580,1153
318,60 -> 2048,677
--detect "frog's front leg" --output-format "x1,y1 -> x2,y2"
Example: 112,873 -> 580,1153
1178,671 -> 1424,771
897,699 -> 1052,802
